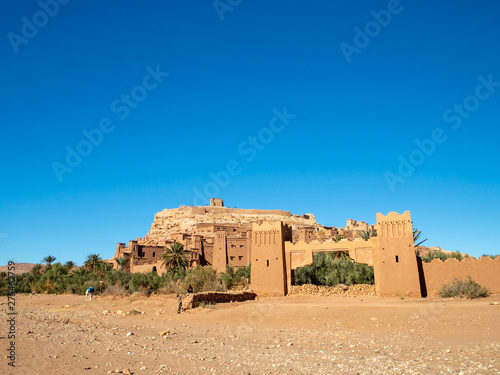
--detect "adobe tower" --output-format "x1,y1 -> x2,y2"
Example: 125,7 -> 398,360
374,211 -> 421,296
250,221 -> 292,296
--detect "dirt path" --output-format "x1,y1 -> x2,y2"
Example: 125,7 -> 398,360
1,293 -> 499,374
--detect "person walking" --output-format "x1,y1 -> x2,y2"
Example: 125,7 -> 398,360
177,294 -> 182,314
86,286 -> 95,301
72,287 -> 76,296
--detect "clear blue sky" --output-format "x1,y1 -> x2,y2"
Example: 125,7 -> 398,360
1,0 -> 499,266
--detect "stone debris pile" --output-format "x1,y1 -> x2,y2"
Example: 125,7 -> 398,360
290,283 -> 376,297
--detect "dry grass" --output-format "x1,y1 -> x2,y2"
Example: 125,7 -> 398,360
102,281 -> 127,297
439,277 -> 489,299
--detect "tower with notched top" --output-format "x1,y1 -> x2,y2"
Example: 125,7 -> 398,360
250,221 -> 292,296
374,211 -> 421,296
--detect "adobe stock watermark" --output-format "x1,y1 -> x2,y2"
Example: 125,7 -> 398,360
6,260 -> 16,368
384,73 -> 500,192
7,0 -> 72,54
192,106 -> 296,205
339,0 -> 415,64
213,0 -> 243,21
246,299 -> 277,326
52,64 -> 169,182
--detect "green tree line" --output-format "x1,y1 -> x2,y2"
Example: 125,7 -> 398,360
0,251 -> 251,297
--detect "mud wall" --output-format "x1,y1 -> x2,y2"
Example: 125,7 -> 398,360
421,256 -> 500,295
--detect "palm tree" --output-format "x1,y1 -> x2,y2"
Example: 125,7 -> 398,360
413,228 -> 428,247
42,255 -> 56,267
64,261 -> 77,272
0,272 -> 7,280
84,254 -> 103,273
358,229 -> 377,241
333,234 -> 344,243
332,250 -> 350,260
99,262 -> 112,274
71,267 -> 88,277
115,256 -> 129,271
160,242 -> 190,273
31,264 -> 43,275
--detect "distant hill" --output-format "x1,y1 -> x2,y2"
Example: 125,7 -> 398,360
0,263 -> 36,274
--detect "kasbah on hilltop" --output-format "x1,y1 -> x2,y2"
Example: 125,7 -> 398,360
108,198 -> 500,298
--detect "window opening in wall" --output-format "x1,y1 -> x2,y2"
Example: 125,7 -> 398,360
395,255 -> 399,263
267,260 -> 269,267
230,256 -> 235,261
153,252 -> 156,257
238,256 -> 243,260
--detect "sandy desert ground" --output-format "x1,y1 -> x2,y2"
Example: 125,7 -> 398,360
1,292 -> 499,375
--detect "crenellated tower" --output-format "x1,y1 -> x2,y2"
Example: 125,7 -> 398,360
374,211 -> 421,296
250,221 -> 291,296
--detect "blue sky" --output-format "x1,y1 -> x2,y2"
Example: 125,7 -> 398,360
1,0 -> 499,266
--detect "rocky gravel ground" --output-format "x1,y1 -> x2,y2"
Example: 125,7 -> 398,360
290,283 -> 377,297
1,293 -> 499,374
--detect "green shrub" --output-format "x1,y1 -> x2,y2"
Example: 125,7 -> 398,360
419,250 -> 464,263
219,265 -> 236,290
0,279 -> 9,296
294,265 -> 315,285
36,263 -> 69,293
294,253 -> 374,286
182,266 -> 224,292
481,254 -> 499,259
439,277 -> 489,299
9,263 -> 251,296
68,269 -> 99,294
129,271 -> 162,293
103,269 -> 132,288
219,264 -> 251,290
15,273 -> 38,294
235,264 -> 251,281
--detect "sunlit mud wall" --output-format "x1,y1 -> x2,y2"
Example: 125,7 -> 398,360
421,256 -> 500,295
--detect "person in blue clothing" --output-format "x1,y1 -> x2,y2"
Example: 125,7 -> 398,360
86,286 -> 95,301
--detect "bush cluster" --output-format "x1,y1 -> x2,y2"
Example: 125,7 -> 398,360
439,277 -> 489,299
294,252 -> 374,286
1,263 -> 252,296
481,254 -> 499,259
419,250 -> 465,262
219,264 -> 251,290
